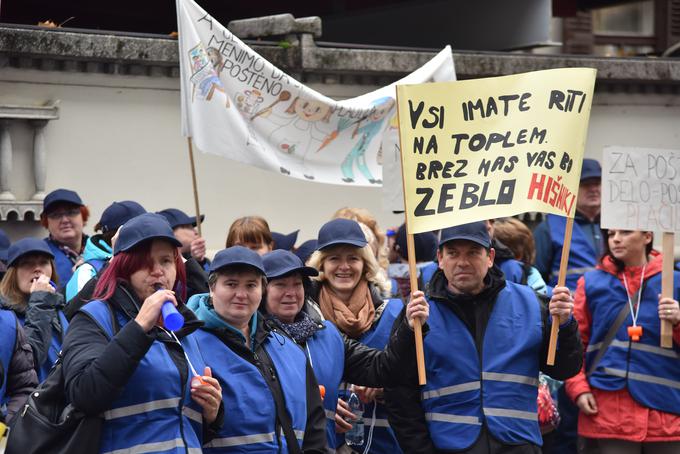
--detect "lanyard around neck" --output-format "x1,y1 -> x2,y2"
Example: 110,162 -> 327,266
622,264 -> 646,328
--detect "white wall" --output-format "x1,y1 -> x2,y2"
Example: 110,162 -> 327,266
1,68 -> 678,254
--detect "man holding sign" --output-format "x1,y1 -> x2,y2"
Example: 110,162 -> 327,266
387,67 -> 598,452
385,222 -> 582,453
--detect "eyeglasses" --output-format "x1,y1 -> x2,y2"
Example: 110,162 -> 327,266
46,208 -> 81,220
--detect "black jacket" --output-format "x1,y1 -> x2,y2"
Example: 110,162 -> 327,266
1,318 -> 38,422
1,291 -> 64,374
384,267 -> 582,454
61,282 -> 223,440
202,316 -> 329,453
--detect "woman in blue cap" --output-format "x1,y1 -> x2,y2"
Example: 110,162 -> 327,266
40,188 -> 90,287
261,249 -> 428,450
306,218 -> 409,454
187,246 -> 328,453
0,238 -> 66,381
61,213 -> 223,454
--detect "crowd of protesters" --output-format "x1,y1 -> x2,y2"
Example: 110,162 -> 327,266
0,157 -> 679,454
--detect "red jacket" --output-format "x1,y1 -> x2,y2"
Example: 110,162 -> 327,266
565,252 -> 680,442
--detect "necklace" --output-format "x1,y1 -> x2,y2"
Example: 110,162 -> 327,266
622,264 -> 646,342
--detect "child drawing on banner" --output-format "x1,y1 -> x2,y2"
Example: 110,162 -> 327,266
188,44 -> 229,107
340,97 -> 395,184
259,95 -> 334,180
236,89 -> 269,152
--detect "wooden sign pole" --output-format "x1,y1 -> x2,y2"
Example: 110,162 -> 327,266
660,232 -> 675,348
395,88 -> 427,385
187,137 -> 203,236
546,216 -> 575,366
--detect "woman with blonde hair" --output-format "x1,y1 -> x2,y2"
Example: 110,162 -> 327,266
307,218 -> 404,454
0,238 -> 65,381
333,207 -> 389,272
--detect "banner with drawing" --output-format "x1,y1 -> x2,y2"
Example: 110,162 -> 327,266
602,146 -> 680,232
177,0 -> 455,186
397,68 -> 596,233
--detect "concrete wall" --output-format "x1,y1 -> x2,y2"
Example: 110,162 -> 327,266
1,67 -> 679,255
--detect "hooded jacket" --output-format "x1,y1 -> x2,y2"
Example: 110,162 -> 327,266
65,235 -> 111,302
384,266 -> 582,454
187,293 -> 328,453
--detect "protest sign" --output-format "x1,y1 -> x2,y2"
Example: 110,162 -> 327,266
396,68 -> 596,234
602,146 -> 680,347
602,146 -> 680,232
177,0 -> 455,186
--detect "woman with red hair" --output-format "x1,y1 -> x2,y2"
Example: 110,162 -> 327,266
61,213 -> 223,453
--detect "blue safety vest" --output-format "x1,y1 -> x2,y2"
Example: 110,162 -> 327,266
584,269 -> 680,415
422,282 -> 543,451
16,310 -> 68,382
0,310 -> 17,409
546,215 -> 598,290
337,298 -> 404,454
306,321 -> 345,450
81,300 -> 206,454
421,262 -> 439,289
196,327 -> 309,453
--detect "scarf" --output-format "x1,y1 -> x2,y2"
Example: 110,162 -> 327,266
49,234 -> 84,264
318,280 -> 375,339
278,312 -> 320,344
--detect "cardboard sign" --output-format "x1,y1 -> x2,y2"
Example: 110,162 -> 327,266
397,68 -> 596,233
602,146 -> 680,232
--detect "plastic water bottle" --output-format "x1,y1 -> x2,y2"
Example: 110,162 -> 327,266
345,392 -> 364,446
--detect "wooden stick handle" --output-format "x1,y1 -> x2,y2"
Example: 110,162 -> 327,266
660,232 -> 675,348
547,216 -> 575,366
406,231 -> 427,385
187,137 -> 203,237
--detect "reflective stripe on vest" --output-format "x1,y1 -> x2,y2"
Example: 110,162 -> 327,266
335,299 -> 404,454
102,438 -> 202,454
306,321 -> 345,449
584,270 -> 680,415
0,310 -> 17,406
422,282 -> 542,451
195,327 -> 308,453
546,215 -> 598,289
81,300 -> 205,454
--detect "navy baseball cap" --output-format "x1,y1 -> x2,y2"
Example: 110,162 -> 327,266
210,246 -> 265,275
580,159 -> 601,182
0,228 -> 10,263
294,239 -> 317,264
43,189 -> 84,213
99,201 -> 147,233
157,208 -> 205,229
272,230 -> 299,251
263,249 -> 318,280
395,224 -> 437,262
438,221 -> 491,249
113,213 -> 182,255
7,238 -> 54,267
316,219 -> 367,251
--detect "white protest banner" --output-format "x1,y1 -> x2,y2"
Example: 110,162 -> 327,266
177,0 -> 455,186
602,146 -> 680,232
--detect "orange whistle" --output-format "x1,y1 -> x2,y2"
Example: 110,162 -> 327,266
319,385 -> 326,400
192,376 -> 208,387
627,325 -> 643,342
